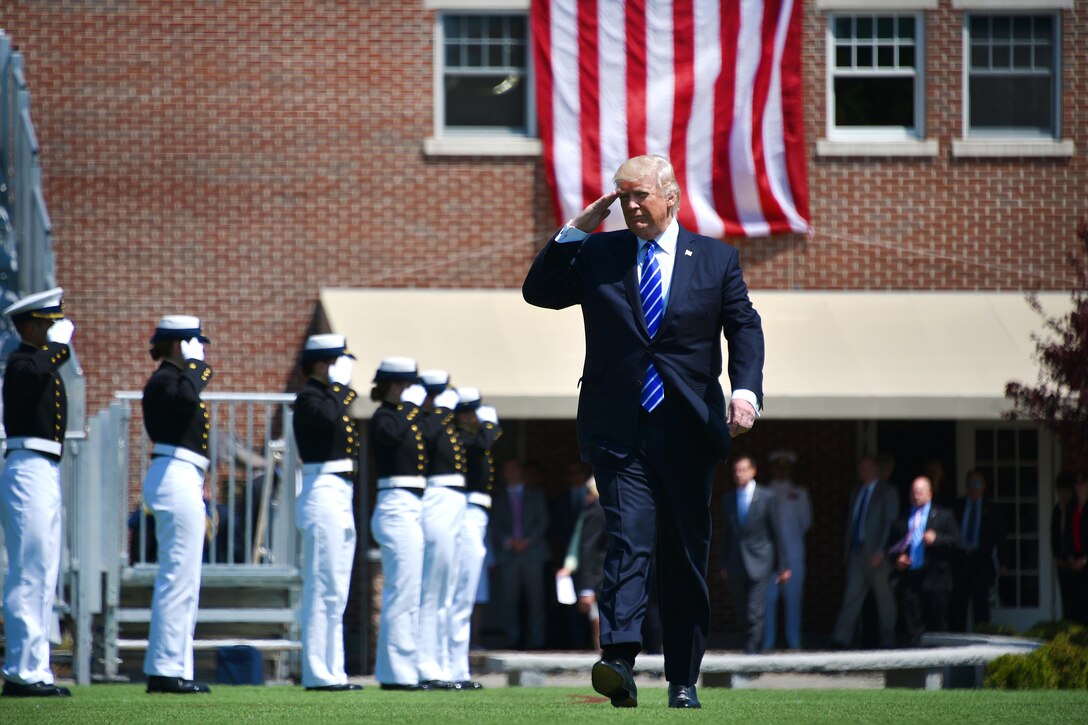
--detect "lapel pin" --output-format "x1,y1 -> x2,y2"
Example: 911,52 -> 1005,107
685,249 -> 693,256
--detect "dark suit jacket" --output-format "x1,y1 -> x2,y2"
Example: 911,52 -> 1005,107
843,480 -> 899,561
1061,501 -> 1088,559
489,485 -> 551,566
522,224 -> 764,463
720,485 -> 784,582
889,505 -> 962,592
954,497 -> 1006,579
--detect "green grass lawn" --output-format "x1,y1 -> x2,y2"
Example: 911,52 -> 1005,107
3,685 -> 1086,724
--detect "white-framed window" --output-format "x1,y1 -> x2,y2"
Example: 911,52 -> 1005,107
964,12 -> 1059,138
434,11 -> 533,137
827,13 -> 925,140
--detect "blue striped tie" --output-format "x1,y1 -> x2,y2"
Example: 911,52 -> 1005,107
639,241 -> 665,412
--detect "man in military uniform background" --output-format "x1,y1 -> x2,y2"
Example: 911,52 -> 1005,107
0,288 -> 73,698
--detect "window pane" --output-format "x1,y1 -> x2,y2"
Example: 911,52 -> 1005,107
1020,503 -> 1038,535
856,44 -> 874,67
970,75 -> 1053,132
898,45 -> 915,68
834,76 -> 914,127
1020,466 -> 1038,497
488,44 -> 504,67
445,74 -> 526,129
998,575 -> 1017,607
877,44 -> 895,68
1019,538 -> 1039,568
1033,15 -> 1052,39
1000,539 -> 1017,567
992,16 -> 1011,40
1012,44 -> 1032,68
1034,43 -> 1052,70
833,16 -> 852,39
487,16 -> 503,39
877,17 -> 894,39
1020,576 -> 1039,607
510,43 -> 526,68
976,430 -> 994,460
970,15 -> 990,40
857,16 -> 873,39
970,44 -> 989,70
898,16 -> 915,40
836,45 -> 853,67
992,44 -> 1011,69
510,15 -> 526,36
997,430 -> 1016,459
1019,430 -> 1038,460
1013,15 -> 1032,40
445,44 -> 459,67
996,465 -> 1017,499
466,16 -> 483,37
466,44 -> 483,67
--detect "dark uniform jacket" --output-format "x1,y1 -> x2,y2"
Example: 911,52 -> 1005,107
142,358 -> 214,456
293,377 -> 359,464
370,401 -> 428,478
461,421 -> 502,500
2,341 -> 70,459
422,406 -> 464,478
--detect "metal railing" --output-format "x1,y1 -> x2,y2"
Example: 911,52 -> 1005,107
0,29 -> 86,430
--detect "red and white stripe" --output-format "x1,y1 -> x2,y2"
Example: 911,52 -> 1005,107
534,0 -> 809,238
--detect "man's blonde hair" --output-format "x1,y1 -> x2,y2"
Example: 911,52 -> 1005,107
613,155 -> 681,209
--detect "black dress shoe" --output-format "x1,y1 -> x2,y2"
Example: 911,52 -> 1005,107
146,675 -> 211,694
420,679 -> 459,690
591,659 -> 637,708
379,682 -> 434,691
305,683 -> 363,691
668,683 -> 701,709
455,680 -> 483,690
2,680 -> 72,697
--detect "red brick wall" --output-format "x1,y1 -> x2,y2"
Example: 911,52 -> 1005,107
3,1 -> 1083,413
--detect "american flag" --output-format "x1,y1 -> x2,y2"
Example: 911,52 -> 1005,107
533,0 -> 810,238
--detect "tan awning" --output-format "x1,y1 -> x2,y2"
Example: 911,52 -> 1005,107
319,288 -> 1067,420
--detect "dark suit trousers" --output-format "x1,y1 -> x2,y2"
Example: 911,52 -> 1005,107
898,569 -> 950,647
728,568 -> 769,654
950,550 -> 994,630
593,398 -> 717,685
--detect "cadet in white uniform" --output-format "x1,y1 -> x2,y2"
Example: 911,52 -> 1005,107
141,315 -> 213,694
447,388 -> 501,689
762,449 -> 811,651
415,372 -> 466,688
369,357 -> 432,690
292,334 -> 362,692
1,288 -> 73,698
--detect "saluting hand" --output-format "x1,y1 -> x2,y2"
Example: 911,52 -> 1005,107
47,318 -> 76,345
571,190 -> 621,232
180,338 -> 205,362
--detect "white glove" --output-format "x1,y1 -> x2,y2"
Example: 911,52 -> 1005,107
476,405 -> 499,425
327,356 -> 354,386
433,389 -> 459,410
180,338 -> 205,361
47,318 -> 75,344
401,384 -> 427,407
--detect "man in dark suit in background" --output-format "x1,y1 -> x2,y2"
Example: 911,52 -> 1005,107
489,459 -> 550,650
523,155 -> 764,709
830,456 -> 900,649
951,469 -> 1005,631
719,455 -> 789,654
890,476 -> 962,646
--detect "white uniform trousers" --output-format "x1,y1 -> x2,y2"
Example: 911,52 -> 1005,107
0,451 -> 62,685
296,472 -> 356,688
763,559 -> 805,650
447,503 -> 488,682
370,487 -> 424,685
417,486 -> 467,682
142,456 -> 205,679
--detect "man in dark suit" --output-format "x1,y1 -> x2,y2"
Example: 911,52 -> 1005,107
719,455 -> 789,654
830,456 -> 900,649
889,476 -> 962,646
489,459 -> 550,649
523,154 -> 764,709
950,469 -> 1005,631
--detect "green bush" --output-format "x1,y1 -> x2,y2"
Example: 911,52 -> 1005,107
972,621 -> 1019,636
985,632 -> 1088,689
1023,620 -> 1088,647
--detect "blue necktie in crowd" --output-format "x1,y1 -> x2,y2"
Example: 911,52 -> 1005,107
639,240 -> 665,412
